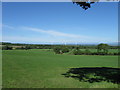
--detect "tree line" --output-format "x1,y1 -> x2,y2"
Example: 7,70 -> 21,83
1,42 -> 120,55
1,42 -> 120,50
53,43 -> 119,55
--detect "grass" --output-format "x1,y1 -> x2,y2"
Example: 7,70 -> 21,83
80,49 -> 118,53
2,49 -> 119,88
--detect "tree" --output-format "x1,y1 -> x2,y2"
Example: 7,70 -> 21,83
53,47 -> 62,54
53,46 -> 69,54
25,45 -> 31,50
61,47 -> 69,53
72,1 -> 96,10
97,43 -> 109,54
73,49 -> 83,55
75,46 -> 80,50
2,45 -> 12,50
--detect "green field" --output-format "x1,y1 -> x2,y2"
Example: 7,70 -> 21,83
80,49 -> 118,53
3,49 -> 119,88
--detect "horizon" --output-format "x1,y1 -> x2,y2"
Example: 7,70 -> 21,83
1,41 -> 119,46
2,2 -> 118,44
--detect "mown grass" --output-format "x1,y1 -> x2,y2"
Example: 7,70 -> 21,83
2,49 -> 119,88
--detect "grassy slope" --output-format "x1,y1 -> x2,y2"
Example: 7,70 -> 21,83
3,49 -> 118,88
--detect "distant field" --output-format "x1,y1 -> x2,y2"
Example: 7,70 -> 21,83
3,49 -> 119,88
80,49 -> 118,53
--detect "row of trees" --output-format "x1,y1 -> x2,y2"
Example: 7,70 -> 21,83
2,42 -> 120,50
72,49 -> 119,55
2,45 -> 30,50
53,43 -> 119,55
2,44 -> 119,55
1,43 -> 119,56
2,45 -> 13,50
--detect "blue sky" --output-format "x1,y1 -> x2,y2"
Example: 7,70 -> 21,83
2,2 -> 118,44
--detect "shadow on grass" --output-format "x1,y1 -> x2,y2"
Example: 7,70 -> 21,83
62,67 -> 120,84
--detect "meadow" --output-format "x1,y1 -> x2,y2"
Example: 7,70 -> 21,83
2,49 -> 119,88
80,49 -> 118,53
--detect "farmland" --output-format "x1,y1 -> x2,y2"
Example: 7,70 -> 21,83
2,49 -> 119,88
2,1 -> 119,89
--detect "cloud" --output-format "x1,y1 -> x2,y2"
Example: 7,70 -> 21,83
2,24 -> 117,44
21,27 -> 82,38
3,24 -> 87,38
21,27 -> 115,42
2,36 -> 79,44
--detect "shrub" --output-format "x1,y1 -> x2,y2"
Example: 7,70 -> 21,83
61,47 -> 69,53
15,46 -> 26,50
25,45 -> 31,50
84,49 -> 91,55
118,52 -> 120,55
108,52 -> 114,55
53,46 -> 69,54
73,49 -> 83,55
113,52 -> 118,55
2,45 -> 12,50
53,47 -> 61,54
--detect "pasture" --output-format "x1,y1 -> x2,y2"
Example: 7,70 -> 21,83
2,49 -> 119,88
80,49 -> 118,53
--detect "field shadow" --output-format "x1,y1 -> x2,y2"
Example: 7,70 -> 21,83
62,67 -> 120,84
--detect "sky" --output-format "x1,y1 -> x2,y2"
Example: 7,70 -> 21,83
2,2 -> 118,44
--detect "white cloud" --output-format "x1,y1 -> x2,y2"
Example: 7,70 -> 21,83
3,24 -> 88,38
21,27 -> 83,38
2,24 -> 117,44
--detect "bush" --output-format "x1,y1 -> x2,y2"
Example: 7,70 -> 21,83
113,52 -> 118,55
25,45 -> 31,50
53,47 -> 62,54
73,49 -> 92,55
108,52 -> 114,55
53,47 -> 69,54
118,52 -> 120,55
15,46 -> 26,50
2,45 -> 12,50
84,49 -> 91,55
73,49 -> 83,55
61,47 -> 69,53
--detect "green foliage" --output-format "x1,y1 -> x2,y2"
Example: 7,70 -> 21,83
2,45 -> 12,50
25,45 -> 31,50
53,46 -> 69,54
53,47 -> 62,54
75,46 -> 80,50
14,46 -> 26,50
2,42 -> 12,45
73,49 -> 92,55
84,49 -> 91,55
61,47 -> 69,53
1,42 -> 119,50
97,43 -> 109,54
73,49 -> 83,55
1,42 -> 119,55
